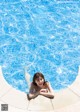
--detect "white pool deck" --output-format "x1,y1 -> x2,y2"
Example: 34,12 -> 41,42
0,66 -> 80,112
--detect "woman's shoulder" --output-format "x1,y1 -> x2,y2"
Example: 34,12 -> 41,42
30,82 -> 35,87
29,82 -> 36,93
44,81 -> 49,87
30,82 -> 37,89
45,81 -> 49,84
45,81 -> 51,87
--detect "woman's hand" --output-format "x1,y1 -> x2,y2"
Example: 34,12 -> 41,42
39,86 -> 54,99
40,89 -> 48,93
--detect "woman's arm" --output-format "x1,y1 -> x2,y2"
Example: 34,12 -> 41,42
28,91 -> 39,100
27,82 -> 54,100
40,82 -> 54,99
28,83 -> 39,100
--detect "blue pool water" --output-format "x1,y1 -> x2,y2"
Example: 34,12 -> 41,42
0,0 -> 80,92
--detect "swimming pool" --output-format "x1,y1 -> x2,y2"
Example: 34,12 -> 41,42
0,0 -> 80,92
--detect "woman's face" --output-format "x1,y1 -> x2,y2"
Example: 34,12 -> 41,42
35,76 -> 44,88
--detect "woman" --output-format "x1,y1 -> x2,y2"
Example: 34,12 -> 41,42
28,72 -> 54,100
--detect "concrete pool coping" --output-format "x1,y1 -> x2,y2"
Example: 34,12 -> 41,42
0,66 -> 80,112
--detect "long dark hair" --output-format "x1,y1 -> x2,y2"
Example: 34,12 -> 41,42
33,72 -> 46,86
